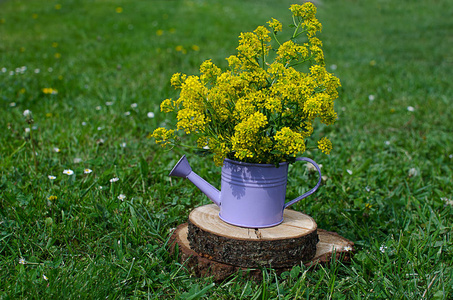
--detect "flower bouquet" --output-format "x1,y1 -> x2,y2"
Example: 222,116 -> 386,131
152,2 -> 340,166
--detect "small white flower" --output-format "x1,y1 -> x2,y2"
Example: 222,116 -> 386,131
73,157 -> 82,163
441,197 -> 453,206
368,95 -> 375,101
10,102 -> 16,107
365,186 -> 371,192
43,274 -> 48,281
124,111 -> 131,116
105,101 -> 114,106
408,168 -> 418,177
23,109 -> 32,117
19,258 -> 26,264
343,245 -> 353,252
24,128 -> 31,133
84,168 -> 92,174
449,154 -> 453,159
34,68 -> 40,74
82,121 -> 87,126
346,169 -> 353,175
48,67 -> 53,72
131,103 -> 138,108
110,177 -> 119,183
48,175 -> 56,180
117,194 -> 126,201
321,175 -> 328,182
306,163 -> 322,172
385,141 -> 391,146
53,147 -> 60,153
97,126 -> 103,131
330,64 -> 337,70
63,169 -> 74,176
379,245 -> 388,253
203,145 -> 210,150
407,106 -> 415,112
96,138 -> 105,145
120,142 -> 126,148
147,112 -> 155,118
9,71 -> 14,76
1,67 -> 6,73
96,106 -> 102,110
98,186 -> 103,190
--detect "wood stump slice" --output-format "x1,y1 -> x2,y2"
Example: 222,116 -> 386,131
169,223 -> 354,282
187,204 -> 318,268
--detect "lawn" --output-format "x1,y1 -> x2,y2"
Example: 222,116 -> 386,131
0,0 -> 452,298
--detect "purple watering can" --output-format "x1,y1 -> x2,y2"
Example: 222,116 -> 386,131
169,155 -> 322,228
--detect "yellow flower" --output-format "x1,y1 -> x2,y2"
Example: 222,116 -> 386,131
170,73 -> 186,88
267,18 -> 282,32
115,7 -> 123,13
152,3 -> 340,164
151,128 -> 175,147
317,137 -> 332,154
274,127 -> 305,156
160,98 -> 174,112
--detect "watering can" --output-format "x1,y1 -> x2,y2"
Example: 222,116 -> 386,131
169,155 -> 322,228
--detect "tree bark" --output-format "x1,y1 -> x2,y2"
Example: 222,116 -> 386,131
169,222 -> 354,281
187,204 -> 318,268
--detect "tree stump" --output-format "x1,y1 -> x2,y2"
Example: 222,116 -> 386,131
187,204 -> 318,268
170,223 -> 354,281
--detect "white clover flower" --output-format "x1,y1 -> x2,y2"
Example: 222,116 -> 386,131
117,194 -> 126,201
73,157 -> 82,163
82,121 -> 87,126
48,175 -> 56,180
63,169 -> 74,176
97,127 -> 103,131
408,168 -> 418,177
441,197 -> 453,206
105,101 -> 114,106
120,142 -> 126,148
23,109 -> 32,117
48,67 -> 53,72
19,258 -> 26,264
306,163 -> 322,172
34,68 -> 40,74
24,128 -> 31,133
84,168 -> 92,174
9,102 -> 16,107
96,106 -> 102,110
368,95 -> 375,101
343,245 -> 353,252
385,141 -> 390,145
131,103 -> 138,108
346,169 -> 353,175
124,111 -> 131,116
110,177 -> 119,183
147,112 -> 155,118
407,106 -> 415,112
330,64 -> 337,70
1,67 -> 6,73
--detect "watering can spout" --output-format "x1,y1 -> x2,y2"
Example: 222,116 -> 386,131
169,155 -> 221,207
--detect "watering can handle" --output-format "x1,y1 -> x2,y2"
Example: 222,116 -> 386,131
284,157 -> 322,209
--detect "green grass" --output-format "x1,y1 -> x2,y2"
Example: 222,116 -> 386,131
1,0 -> 452,298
